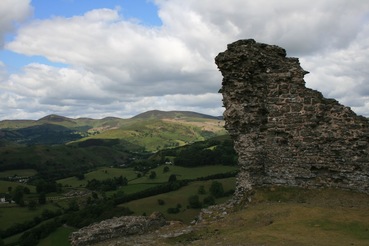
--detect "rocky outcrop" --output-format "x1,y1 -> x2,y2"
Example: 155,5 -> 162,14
215,39 -> 369,202
69,212 -> 167,246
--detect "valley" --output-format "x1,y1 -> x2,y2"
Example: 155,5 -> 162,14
1,109 -> 368,246
0,110 -> 235,246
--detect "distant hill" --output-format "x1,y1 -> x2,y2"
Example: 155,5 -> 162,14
37,114 -> 75,123
132,110 -> 222,120
0,124 -> 82,145
0,110 -> 226,151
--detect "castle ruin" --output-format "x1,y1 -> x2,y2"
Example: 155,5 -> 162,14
215,39 -> 369,201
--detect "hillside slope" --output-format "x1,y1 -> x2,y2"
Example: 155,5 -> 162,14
0,110 -> 226,149
93,187 -> 369,246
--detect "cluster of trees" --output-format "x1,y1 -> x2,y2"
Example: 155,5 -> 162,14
63,199 -> 133,228
86,176 -> 128,191
173,139 -> 237,167
166,203 -> 182,214
0,209 -> 62,239
114,179 -> 189,205
4,185 -> 47,208
151,137 -> 237,167
188,181 -> 233,209
19,219 -> 62,246
35,179 -> 61,193
1,195 -> 133,245
0,141 -> 145,183
17,199 -> 132,246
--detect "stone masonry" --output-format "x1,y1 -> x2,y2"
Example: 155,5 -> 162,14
69,212 -> 167,246
215,39 -> 369,201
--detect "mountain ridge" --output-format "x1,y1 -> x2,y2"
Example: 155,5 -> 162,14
0,110 -> 221,125
132,110 -> 222,120
0,110 -> 226,150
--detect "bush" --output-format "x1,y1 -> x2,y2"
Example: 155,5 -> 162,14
198,185 -> 206,194
203,196 -> 215,207
149,171 -> 157,179
188,195 -> 202,209
167,207 -> 180,214
168,174 -> 177,183
209,181 -> 224,198
163,166 -> 170,173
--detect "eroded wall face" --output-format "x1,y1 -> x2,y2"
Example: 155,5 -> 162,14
216,39 -> 369,198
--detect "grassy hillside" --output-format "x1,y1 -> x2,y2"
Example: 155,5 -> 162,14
0,140 -> 143,181
0,110 -> 226,151
132,110 -> 222,120
96,186 -> 369,246
183,187 -> 369,246
82,118 -> 225,152
121,177 -> 236,223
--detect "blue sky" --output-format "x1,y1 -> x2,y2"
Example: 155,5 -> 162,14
0,0 -> 369,120
32,0 -> 161,24
1,0 -> 162,72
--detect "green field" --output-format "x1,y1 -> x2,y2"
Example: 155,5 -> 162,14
1,164 -> 237,244
0,203 -> 61,230
130,165 -> 237,184
57,165 -> 237,188
38,226 -> 75,246
57,167 -> 139,187
58,165 -> 237,200
107,183 -> 158,197
121,177 -> 236,223
0,169 -> 37,178
0,180 -> 36,193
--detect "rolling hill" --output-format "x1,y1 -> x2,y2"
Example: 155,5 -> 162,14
0,110 -> 226,151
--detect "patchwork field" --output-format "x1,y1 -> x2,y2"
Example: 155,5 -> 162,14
121,177 -> 236,223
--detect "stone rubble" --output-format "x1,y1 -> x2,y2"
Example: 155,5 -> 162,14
69,212 -> 167,246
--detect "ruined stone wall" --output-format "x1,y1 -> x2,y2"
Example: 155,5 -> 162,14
69,212 -> 166,246
215,39 -> 369,199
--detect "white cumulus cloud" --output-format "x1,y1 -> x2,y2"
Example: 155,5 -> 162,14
0,0 -> 32,47
1,0 -> 369,119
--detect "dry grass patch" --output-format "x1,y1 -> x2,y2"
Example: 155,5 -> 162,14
166,187 -> 369,246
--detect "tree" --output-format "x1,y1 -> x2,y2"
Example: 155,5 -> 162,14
36,180 -> 59,194
28,200 -> 37,210
41,209 -> 53,219
19,232 -> 38,246
149,171 -> 157,179
23,187 -> 31,194
76,173 -> 85,180
203,196 -> 215,207
4,194 -> 11,203
198,185 -> 206,194
38,193 -> 46,205
115,175 -> 127,186
92,192 -> 98,199
68,199 -> 79,211
188,195 -> 202,209
168,174 -> 177,183
209,181 -> 224,198
12,186 -> 24,206
163,166 -> 170,173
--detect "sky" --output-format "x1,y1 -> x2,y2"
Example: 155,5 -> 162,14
0,0 -> 369,120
